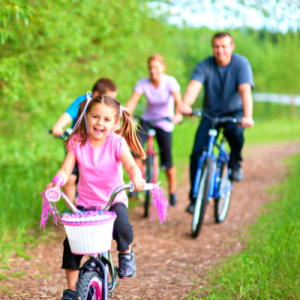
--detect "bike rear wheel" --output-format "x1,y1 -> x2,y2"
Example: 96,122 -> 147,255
214,162 -> 232,223
74,271 -> 103,300
191,157 -> 212,238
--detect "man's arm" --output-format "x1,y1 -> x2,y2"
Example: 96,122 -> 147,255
52,113 -> 72,136
238,83 -> 254,128
180,80 -> 203,114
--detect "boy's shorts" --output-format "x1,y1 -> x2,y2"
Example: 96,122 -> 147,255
71,163 -> 79,182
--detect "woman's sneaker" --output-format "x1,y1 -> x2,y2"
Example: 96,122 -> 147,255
118,249 -> 136,279
170,193 -> 177,206
61,289 -> 75,300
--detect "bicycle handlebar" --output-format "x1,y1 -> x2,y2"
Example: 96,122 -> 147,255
104,181 -> 159,210
134,115 -> 173,124
49,128 -> 72,140
60,181 -> 160,213
186,109 -> 242,125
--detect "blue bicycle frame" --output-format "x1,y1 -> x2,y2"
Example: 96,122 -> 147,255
192,114 -> 237,201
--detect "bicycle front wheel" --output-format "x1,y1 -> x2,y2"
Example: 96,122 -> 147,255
191,157 -> 212,238
74,271 -> 103,300
214,162 -> 232,223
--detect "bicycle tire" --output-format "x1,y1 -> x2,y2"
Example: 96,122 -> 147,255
74,271 -> 103,300
214,162 -> 232,223
191,157 -> 212,238
152,154 -> 158,183
144,154 -> 153,218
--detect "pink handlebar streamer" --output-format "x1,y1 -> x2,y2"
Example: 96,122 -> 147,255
150,186 -> 170,224
52,175 -> 64,187
39,192 -> 63,233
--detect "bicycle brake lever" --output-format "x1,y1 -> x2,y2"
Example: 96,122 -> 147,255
235,118 -> 242,125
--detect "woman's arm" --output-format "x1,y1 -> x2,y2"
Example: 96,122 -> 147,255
44,151 -> 76,191
52,113 -> 72,136
125,91 -> 142,114
171,90 -> 183,124
120,150 -> 145,191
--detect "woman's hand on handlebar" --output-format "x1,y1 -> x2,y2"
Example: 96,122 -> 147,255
240,117 -> 254,128
172,113 -> 183,124
132,176 -> 146,192
180,103 -> 193,115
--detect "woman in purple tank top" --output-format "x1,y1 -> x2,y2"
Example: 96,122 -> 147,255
126,54 -> 183,206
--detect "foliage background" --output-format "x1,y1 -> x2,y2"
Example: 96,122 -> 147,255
0,0 -> 299,259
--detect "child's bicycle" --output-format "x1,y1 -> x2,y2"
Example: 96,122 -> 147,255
134,116 -> 172,218
187,109 -> 241,238
52,181 -> 157,300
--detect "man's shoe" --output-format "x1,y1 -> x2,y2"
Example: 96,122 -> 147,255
118,249 -> 136,279
185,203 -> 194,214
61,289 -> 75,300
128,191 -> 138,200
170,193 -> 177,206
230,167 -> 244,182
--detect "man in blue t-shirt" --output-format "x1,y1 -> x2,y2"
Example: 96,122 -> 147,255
51,78 -> 118,203
181,32 -> 254,214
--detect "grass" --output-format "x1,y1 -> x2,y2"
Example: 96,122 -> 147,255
245,118 -> 300,146
187,152 -> 300,299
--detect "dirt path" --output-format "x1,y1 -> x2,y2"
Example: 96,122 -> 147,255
1,142 -> 300,300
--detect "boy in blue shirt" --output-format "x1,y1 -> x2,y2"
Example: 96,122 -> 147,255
52,78 -> 118,203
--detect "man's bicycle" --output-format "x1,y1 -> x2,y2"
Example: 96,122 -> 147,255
134,116 -> 172,218
187,109 -> 241,238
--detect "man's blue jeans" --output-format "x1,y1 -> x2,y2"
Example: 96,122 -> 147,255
189,112 -> 244,203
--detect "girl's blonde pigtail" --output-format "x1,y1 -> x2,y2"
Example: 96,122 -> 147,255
116,110 -> 146,160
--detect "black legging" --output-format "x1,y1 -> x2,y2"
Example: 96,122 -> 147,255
134,119 -> 173,170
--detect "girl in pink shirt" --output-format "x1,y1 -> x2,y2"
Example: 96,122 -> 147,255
44,94 -> 146,300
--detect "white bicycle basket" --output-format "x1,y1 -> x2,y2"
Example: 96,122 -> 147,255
61,211 -> 116,255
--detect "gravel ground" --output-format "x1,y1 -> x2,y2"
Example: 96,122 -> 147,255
1,142 -> 299,300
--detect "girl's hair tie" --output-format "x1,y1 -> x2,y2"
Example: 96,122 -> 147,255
120,106 -> 128,115
72,91 -> 92,132
120,106 -> 138,126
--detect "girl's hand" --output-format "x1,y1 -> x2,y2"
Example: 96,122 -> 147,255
172,113 -> 183,124
132,177 -> 145,192
44,183 -> 54,193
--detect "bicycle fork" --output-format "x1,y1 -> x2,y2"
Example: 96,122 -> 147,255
193,129 -> 217,198
80,255 -> 109,300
